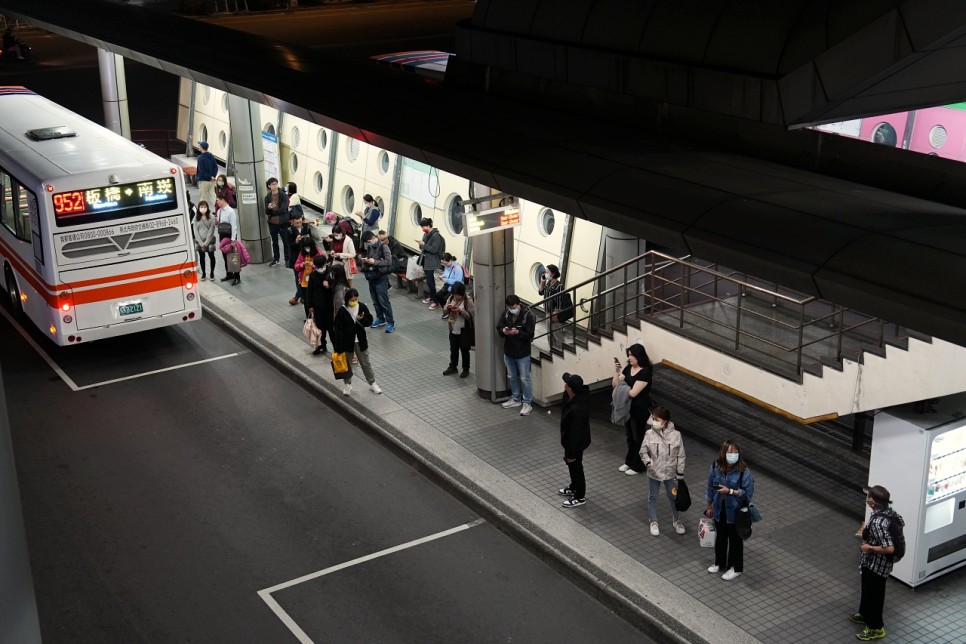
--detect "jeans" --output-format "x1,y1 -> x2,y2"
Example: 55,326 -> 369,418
503,354 -> 532,404
859,567 -> 887,629
368,278 -> 394,323
268,222 -> 288,263
566,452 -> 585,499
624,415 -> 647,473
714,507 -> 743,573
648,477 -> 680,523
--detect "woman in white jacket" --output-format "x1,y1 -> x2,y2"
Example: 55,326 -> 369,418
640,406 -> 686,536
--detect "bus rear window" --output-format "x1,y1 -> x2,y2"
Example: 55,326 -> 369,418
53,177 -> 178,226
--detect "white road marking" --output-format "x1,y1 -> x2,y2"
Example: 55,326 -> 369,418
0,306 -> 243,391
258,518 -> 485,643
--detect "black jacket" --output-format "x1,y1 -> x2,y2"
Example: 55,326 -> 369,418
264,190 -> 290,222
286,223 -> 311,267
361,241 -> 392,281
496,308 -> 535,359
306,269 -> 333,329
332,302 -> 373,353
560,389 -> 591,457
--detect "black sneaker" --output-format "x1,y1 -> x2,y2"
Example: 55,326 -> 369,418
442,366 -> 458,376
561,498 -> 586,508
269,260 -> 279,267
847,614 -> 865,625
220,276 -> 233,282
460,369 -> 470,378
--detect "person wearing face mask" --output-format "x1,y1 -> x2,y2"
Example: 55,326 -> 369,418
496,294 -> 536,416
191,200 -> 217,281
326,222 -> 357,287
850,485 -> 902,641
359,230 -> 395,333
442,282 -> 474,377
557,373 -> 591,508
331,288 -> 382,396
263,177 -> 290,267
639,406 -> 686,536
294,237 -> 323,318
306,255 -> 333,356
416,217 -> 445,309
355,193 -> 380,236
214,174 -> 235,208
705,440 -> 755,581
286,208 -> 312,302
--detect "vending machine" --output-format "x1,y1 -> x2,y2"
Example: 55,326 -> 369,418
867,395 -> 966,587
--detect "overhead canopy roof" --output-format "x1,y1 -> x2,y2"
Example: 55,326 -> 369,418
2,0 -> 964,345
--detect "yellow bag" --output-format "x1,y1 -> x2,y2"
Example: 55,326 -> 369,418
331,352 -> 349,374
300,261 -> 314,288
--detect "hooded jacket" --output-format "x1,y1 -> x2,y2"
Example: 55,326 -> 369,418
640,420 -> 686,481
560,389 -> 592,458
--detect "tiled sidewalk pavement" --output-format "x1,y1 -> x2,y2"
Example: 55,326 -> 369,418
200,260 -> 966,643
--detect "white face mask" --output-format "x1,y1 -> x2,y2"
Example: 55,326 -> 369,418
508,307 -> 520,316
199,207 -> 208,214
726,452 -> 739,465
333,234 -> 343,240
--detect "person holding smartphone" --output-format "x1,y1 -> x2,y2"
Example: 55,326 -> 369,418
611,343 -> 653,476
496,294 -> 536,415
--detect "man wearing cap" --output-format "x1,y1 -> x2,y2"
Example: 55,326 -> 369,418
195,141 -> 218,209
558,373 -> 591,508
850,484 -> 901,641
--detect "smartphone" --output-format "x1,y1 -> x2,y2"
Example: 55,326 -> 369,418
614,356 -> 621,364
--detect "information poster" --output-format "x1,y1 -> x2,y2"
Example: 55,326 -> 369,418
262,130 -> 280,181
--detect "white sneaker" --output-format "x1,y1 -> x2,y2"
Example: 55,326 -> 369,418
673,520 -> 686,535
502,399 -> 522,409
721,568 -> 741,581
520,403 -> 532,416
624,468 -> 640,476
369,382 -> 382,394
649,521 -> 660,536
707,565 -> 720,574
618,464 -> 630,472
342,383 -> 352,396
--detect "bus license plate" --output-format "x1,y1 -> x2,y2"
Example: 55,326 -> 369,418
118,302 -> 144,316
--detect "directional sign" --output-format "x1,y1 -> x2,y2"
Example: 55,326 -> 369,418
463,205 -> 521,237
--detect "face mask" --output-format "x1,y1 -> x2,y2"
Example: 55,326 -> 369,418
216,181 -> 225,187
726,452 -> 739,465
348,300 -> 359,307
422,227 -> 430,233
508,307 -> 520,316
648,418 -> 664,429
303,246 -> 313,253
333,234 -> 342,240
367,241 -> 376,248
199,207 -> 208,214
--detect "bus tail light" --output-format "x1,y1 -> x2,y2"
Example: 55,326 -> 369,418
182,269 -> 196,290
58,290 -> 73,312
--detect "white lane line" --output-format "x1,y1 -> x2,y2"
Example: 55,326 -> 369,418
0,305 -> 81,391
258,518 -> 485,643
73,353 -> 243,390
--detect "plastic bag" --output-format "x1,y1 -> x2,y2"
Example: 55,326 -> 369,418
302,317 -> 321,348
698,517 -> 716,548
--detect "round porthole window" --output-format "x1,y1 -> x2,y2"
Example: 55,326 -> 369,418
292,126 -> 301,149
221,94 -> 229,113
313,171 -> 324,194
446,194 -> 464,235
317,130 -> 328,152
410,203 -> 423,227
870,123 -> 897,147
929,125 -> 947,149
539,208 -> 555,236
218,130 -> 228,149
202,86 -> 211,105
378,150 -> 390,175
199,125 -> 208,148
342,186 -> 355,214
531,263 -> 546,290
347,139 -> 360,162
376,197 -> 385,217
290,153 -> 299,173
264,123 -> 276,137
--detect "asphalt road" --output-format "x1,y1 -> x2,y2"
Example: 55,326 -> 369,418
1,311 -> 648,643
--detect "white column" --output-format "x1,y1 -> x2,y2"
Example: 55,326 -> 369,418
97,48 -> 131,138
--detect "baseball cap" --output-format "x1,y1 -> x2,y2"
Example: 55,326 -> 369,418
863,485 -> 891,505
562,372 -> 586,392
198,140 -> 209,149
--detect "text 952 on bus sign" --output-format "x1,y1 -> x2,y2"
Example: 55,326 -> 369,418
463,205 -> 521,237
52,178 -> 176,222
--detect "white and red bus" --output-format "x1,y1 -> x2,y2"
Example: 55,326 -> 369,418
0,86 -> 201,345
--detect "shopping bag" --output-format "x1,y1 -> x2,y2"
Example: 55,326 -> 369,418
302,317 -> 321,348
405,260 -> 425,281
698,517 -> 716,548
331,352 -> 352,380
228,251 -> 241,272
673,478 -> 692,512
748,502 -> 763,523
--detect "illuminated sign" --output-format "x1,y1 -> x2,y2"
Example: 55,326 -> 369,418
463,205 -> 521,237
53,177 -> 177,225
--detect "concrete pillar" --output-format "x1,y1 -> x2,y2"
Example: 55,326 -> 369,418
595,227 -> 645,328
0,365 -> 42,644
97,48 -> 131,138
470,190 -> 513,402
226,95 -> 270,263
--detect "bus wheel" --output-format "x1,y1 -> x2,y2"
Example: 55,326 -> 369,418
5,270 -> 22,315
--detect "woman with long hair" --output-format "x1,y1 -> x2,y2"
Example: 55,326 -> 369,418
611,343 -> 653,476
191,200 -> 216,281
331,287 -> 381,397
705,439 -> 755,581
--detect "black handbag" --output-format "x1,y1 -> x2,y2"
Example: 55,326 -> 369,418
735,507 -> 753,540
674,478 -> 692,512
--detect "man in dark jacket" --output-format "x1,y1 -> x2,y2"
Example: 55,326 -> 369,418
360,230 -> 395,333
417,217 -> 445,308
496,294 -> 536,416
558,372 -> 591,508
263,177 -> 290,267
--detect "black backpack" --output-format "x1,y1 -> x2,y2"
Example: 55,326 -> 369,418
886,511 -> 906,562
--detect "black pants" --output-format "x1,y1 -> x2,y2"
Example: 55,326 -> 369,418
624,414 -> 647,472
219,232 -> 238,278
448,332 -> 470,371
197,249 -> 215,276
423,268 -> 438,301
566,452 -> 585,499
714,508 -> 743,573
859,567 -> 887,629
268,222 -> 288,263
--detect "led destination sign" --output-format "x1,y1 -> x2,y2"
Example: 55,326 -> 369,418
463,205 -> 521,237
53,177 -> 177,226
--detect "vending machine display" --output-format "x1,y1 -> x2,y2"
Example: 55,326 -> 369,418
868,395 -> 966,587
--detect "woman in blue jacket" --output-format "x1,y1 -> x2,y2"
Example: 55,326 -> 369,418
705,439 -> 755,581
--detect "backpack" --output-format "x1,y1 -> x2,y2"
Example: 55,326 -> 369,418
338,218 -> 361,251
455,262 -> 471,286
886,511 -> 906,562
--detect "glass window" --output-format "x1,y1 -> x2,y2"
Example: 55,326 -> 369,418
446,194 -> 464,235
871,123 -> 897,147
0,171 -> 14,232
410,203 -> 422,227
539,208 -> 555,236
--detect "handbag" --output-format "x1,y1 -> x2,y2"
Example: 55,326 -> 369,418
348,257 -> 358,275
674,478 -> 692,512
735,507 -> 753,540
698,517 -> 716,548
302,317 -> 321,348
748,502 -> 763,523
217,222 -> 232,237
331,352 -> 352,380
